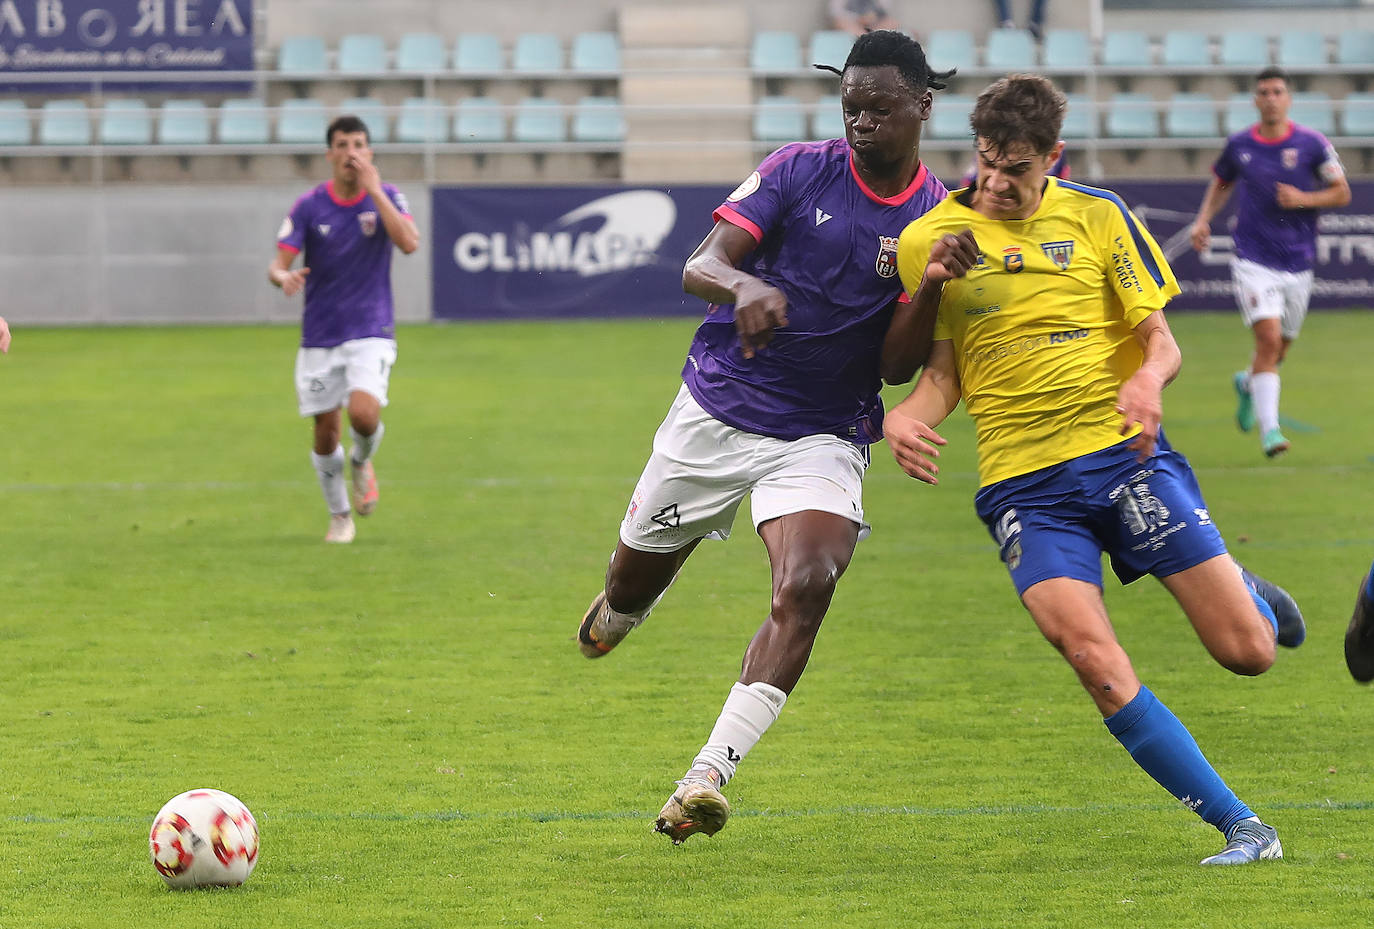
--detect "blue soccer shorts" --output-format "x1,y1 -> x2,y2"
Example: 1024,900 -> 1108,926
973,431 -> 1228,595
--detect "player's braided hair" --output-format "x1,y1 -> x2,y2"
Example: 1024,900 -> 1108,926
813,29 -> 955,94
970,73 -> 1065,158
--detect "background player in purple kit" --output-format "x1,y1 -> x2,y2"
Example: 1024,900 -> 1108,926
572,30 -> 954,844
1189,67 -> 1350,459
268,115 -> 419,544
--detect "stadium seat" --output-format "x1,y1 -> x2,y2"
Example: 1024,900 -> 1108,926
512,97 -> 565,142
513,33 -> 562,73
337,34 -> 388,74
1337,30 -> 1374,66
1161,31 -> 1211,68
930,93 -> 973,140
454,97 -> 505,143
217,99 -> 270,144
395,97 -> 449,143
277,35 -> 327,73
0,100 -> 30,145
752,30 -> 803,74
571,96 -> 625,142
1277,31 -> 1327,69
1342,92 -> 1374,136
1042,29 -> 1092,70
157,100 -> 210,145
454,33 -> 504,73
985,28 -> 1036,70
925,29 -> 975,73
99,99 -> 152,145
1060,94 -> 1094,139
38,100 -> 90,146
1101,31 -> 1151,68
753,95 -> 805,142
277,99 -> 327,145
396,33 -> 446,72
808,30 -> 854,69
1219,32 -> 1269,68
571,31 -> 620,73
338,97 -> 390,143
811,94 -> 844,140
1165,92 -> 1218,138
1291,91 -> 1335,136
1224,93 -> 1255,135
1104,93 -> 1157,138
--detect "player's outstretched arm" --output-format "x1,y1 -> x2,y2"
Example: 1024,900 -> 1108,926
1189,177 -> 1234,252
883,339 -> 960,485
267,247 -> 310,297
682,220 -> 787,360
1118,310 -> 1181,462
0,315 -> 11,354
882,230 -> 979,384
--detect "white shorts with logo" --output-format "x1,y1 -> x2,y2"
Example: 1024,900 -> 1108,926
295,337 -> 398,416
1231,257 -> 1313,340
620,384 -> 871,553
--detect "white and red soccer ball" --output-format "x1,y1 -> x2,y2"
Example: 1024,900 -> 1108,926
149,789 -> 259,889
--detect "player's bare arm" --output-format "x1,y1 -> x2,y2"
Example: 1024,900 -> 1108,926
0,315 -> 10,354
1275,175 -> 1352,210
267,247 -> 310,297
884,339 -> 960,484
349,155 -> 420,255
1190,177 -> 1234,252
1117,310 -> 1181,461
682,219 -> 787,360
881,229 -> 979,384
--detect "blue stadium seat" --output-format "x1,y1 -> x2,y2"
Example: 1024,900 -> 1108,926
454,33 -> 504,73
1219,32 -> 1269,68
99,99 -> 152,145
1277,31 -> 1327,69
217,99 -> 270,144
1337,30 -> 1374,66
1060,94 -> 1094,139
985,28 -> 1036,70
38,100 -> 90,145
277,98 -> 327,144
454,97 -> 505,143
338,97 -> 390,144
395,97 -> 449,143
753,95 -> 805,142
752,30 -> 802,74
930,94 -> 973,140
513,33 -> 562,73
571,96 -> 625,142
808,30 -> 854,69
1165,92 -> 1218,138
1224,93 -> 1255,135
811,94 -> 844,140
1101,31 -> 1151,68
1042,29 -> 1092,70
337,34 -> 388,73
1291,91 -> 1335,136
396,33 -> 446,72
157,100 -> 209,145
571,31 -> 619,72
1104,93 -> 1157,138
1161,31 -> 1211,68
925,30 -> 975,73
0,100 -> 30,145
513,97 -> 565,142
277,35 -> 327,73
1342,92 -> 1374,136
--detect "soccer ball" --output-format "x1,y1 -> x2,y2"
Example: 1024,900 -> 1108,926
149,788 -> 259,889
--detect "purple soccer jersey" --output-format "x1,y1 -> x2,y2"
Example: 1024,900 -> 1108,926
277,180 -> 412,347
683,139 -> 948,444
1212,122 -> 1344,272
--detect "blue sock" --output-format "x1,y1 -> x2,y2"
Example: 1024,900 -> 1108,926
1244,582 -> 1279,639
1105,686 -> 1253,836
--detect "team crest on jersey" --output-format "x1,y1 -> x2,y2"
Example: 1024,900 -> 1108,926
358,211 -> 377,236
972,251 -> 987,270
876,235 -> 900,278
1281,147 -> 1299,170
1040,240 -> 1074,270
1002,246 -> 1024,273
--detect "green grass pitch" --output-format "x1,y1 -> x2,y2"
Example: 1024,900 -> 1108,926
2,312 -> 1372,928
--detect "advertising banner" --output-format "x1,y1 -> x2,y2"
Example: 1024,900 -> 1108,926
0,0 -> 254,89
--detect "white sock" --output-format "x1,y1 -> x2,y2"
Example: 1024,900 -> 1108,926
350,422 -> 384,465
1250,371 -> 1280,434
689,681 -> 788,786
311,446 -> 349,515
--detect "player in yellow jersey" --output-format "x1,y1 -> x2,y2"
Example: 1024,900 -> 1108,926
882,75 -> 1305,866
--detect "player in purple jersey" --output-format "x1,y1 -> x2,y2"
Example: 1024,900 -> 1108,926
268,115 -> 419,544
1189,67 -> 1350,458
572,30 -> 954,845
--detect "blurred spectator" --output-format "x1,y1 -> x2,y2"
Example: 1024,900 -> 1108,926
830,0 -> 899,36
995,0 -> 1048,42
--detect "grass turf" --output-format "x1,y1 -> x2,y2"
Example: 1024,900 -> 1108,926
2,312 -> 1373,928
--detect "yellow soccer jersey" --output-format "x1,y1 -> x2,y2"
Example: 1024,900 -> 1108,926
896,177 -> 1181,487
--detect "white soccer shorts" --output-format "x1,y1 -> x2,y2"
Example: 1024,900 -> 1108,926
619,384 -> 871,553
295,337 -> 398,416
1231,257 -> 1314,340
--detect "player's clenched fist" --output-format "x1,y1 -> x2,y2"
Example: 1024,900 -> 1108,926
733,278 -> 789,360
925,229 -> 980,284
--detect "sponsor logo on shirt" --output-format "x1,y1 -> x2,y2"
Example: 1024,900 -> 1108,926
1111,236 -> 1144,294
358,212 -> 377,237
815,207 -> 833,226
317,224 -> 331,237
727,171 -> 762,202
1002,246 -> 1023,273
875,235 -> 899,278
1040,240 -> 1074,270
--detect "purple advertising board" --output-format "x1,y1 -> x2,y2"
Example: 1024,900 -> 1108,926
0,0 -> 254,89
431,180 -> 1374,320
